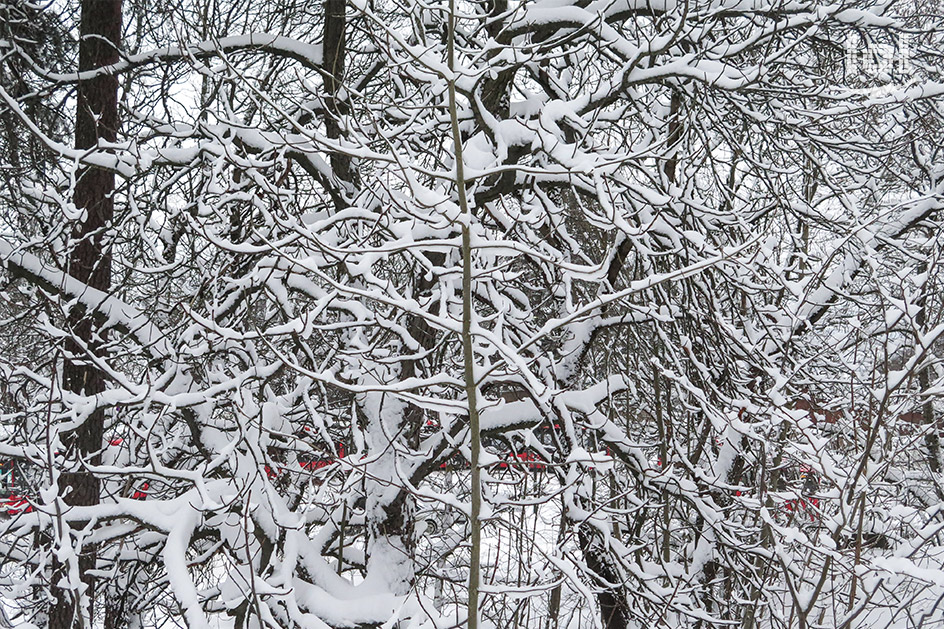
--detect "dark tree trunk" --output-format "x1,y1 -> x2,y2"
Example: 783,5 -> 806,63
49,1 -> 121,627
578,525 -> 629,629
323,0 -> 353,192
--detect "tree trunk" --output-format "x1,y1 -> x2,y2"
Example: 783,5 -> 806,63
49,1 -> 120,627
578,525 -> 629,629
322,0 -> 353,192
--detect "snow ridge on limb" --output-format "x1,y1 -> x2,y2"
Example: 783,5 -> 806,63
0,238 -> 176,362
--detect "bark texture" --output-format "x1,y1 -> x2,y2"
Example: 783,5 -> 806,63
323,0 -> 353,192
49,1 -> 120,627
